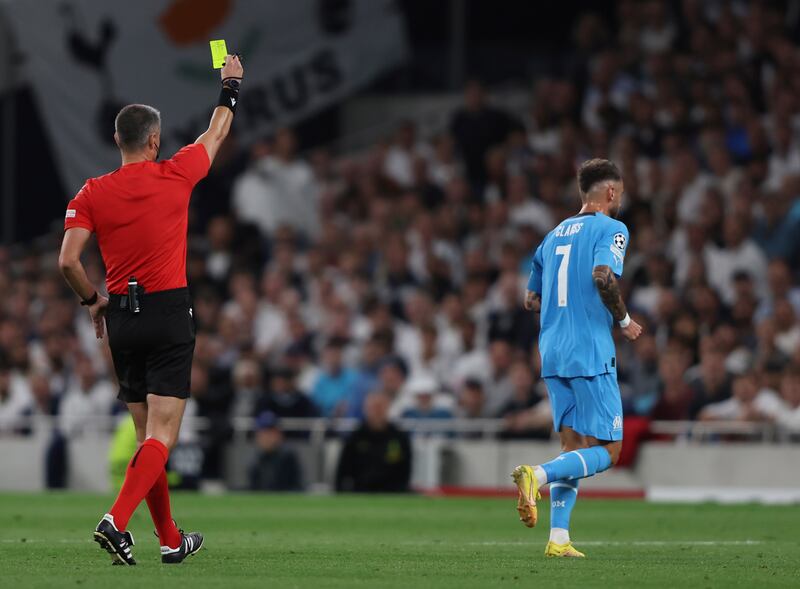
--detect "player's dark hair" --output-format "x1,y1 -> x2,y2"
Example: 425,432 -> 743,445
577,158 -> 622,197
114,104 -> 161,151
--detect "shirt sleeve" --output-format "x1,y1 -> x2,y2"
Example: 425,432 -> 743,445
527,242 -> 544,293
168,143 -> 211,186
64,183 -> 95,233
593,221 -> 629,278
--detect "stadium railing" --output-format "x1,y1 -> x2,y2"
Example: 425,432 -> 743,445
1,416 -> 796,442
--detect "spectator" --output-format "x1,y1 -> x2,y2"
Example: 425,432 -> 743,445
449,80 -> 518,190
399,375 -> 454,420
650,347 -> 694,421
232,128 -> 320,238
311,338 -> 360,417
755,259 -> 800,322
772,299 -> 800,359
248,412 -> 303,492
255,364 -> 318,421
699,372 -> 784,422
359,356 -> 408,419
335,392 -> 411,493
0,356 -> 32,433
482,339 -> 516,416
344,331 -> 392,419
457,379 -> 488,419
383,121 -> 432,189
59,354 -> 116,437
622,333 -> 660,415
775,368 -> 800,434
687,347 -> 732,419
229,357 -> 265,420
705,214 -> 768,305
498,362 -> 550,439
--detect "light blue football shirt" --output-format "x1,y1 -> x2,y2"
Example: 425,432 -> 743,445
527,212 -> 630,378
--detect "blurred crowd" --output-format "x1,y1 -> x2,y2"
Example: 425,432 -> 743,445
2,0 -> 800,483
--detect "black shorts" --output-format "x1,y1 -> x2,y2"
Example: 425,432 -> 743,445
106,287 -> 195,403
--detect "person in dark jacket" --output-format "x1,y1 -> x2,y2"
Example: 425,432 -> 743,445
335,392 -> 412,493
255,364 -> 318,419
248,411 -> 303,492
449,80 -> 520,190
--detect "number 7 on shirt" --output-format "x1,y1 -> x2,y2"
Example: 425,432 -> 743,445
555,244 -> 571,307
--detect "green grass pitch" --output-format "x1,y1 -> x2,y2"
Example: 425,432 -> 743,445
0,492 -> 798,588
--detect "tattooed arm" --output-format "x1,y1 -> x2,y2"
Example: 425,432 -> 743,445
592,265 -> 642,340
592,265 -> 627,321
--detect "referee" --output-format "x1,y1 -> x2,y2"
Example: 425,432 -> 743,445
58,54 -> 244,566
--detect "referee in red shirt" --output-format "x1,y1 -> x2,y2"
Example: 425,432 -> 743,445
58,54 -> 244,566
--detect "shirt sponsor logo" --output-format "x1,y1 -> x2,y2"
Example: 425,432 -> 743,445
65,209 -> 76,218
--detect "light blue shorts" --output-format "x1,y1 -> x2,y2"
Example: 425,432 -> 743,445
544,373 -> 623,441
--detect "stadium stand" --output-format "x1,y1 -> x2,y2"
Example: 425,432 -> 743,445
1,0 -> 799,493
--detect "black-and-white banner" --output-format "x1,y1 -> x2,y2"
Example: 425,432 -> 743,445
3,0 -> 407,193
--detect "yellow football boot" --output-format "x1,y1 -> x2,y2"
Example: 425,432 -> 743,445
511,465 -> 541,528
544,541 -> 586,558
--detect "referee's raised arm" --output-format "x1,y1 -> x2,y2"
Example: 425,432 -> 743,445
195,53 -> 244,164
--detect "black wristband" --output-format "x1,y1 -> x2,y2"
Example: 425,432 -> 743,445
80,292 -> 98,306
218,85 -> 239,114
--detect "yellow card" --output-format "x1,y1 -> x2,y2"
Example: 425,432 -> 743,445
210,39 -> 228,69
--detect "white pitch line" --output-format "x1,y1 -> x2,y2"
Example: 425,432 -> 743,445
0,538 -> 766,547
467,540 -> 765,547
0,538 -> 89,544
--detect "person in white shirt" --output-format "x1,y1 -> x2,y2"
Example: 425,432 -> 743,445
699,372 -> 785,422
775,368 -> 800,434
383,121 -> 432,189
232,128 -> 320,238
672,150 -> 714,224
755,259 -> 800,322
59,355 -> 116,437
0,363 -> 33,433
705,214 -> 768,305
772,299 -> 800,359
765,124 -> 800,191
507,174 -> 554,235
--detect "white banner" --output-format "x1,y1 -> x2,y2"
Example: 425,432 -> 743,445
3,0 -> 407,193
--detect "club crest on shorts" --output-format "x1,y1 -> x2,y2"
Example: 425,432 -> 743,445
612,415 -> 623,430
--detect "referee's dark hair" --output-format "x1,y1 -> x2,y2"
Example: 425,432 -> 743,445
577,158 -> 622,199
114,104 -> 161,151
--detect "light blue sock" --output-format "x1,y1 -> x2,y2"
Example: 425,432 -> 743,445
540,446 -> 611,482
550,479 -> 579,536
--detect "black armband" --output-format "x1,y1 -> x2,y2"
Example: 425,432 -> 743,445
218,83 -> 240,114
80,292 -> 98,306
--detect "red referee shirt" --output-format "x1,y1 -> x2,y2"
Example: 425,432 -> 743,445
64,144 -> 210,295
